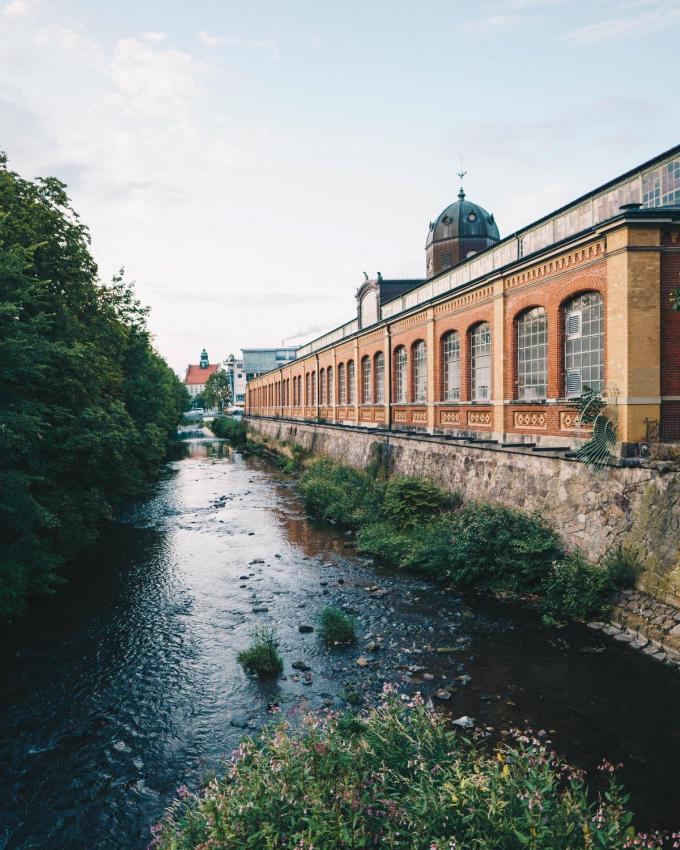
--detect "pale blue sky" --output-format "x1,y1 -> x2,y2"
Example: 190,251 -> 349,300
1,0 -> 679,373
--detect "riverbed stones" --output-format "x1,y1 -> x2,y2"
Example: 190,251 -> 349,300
291,660 -> 311,671
298,624 -> 314,633
356,656 -> 369,667
452,715 -> 475,729
252,606 -> 269,613
433,689 -> 452,701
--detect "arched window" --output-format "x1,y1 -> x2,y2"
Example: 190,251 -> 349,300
374,352 -> 385,403
563,292 -> 604,397
311,371 -> 317,405
517,307 -> 547,400
347,360 -> 356,404
412,340 -> 427,402
328,366 -> 334,404
361,356 -> 371,404
442,332 -> 461,401
305,373 -> 311,405
470,323 -> 491,401
394,346 -> 407,403
338,363 -> 346,404
320,368 -> 326,405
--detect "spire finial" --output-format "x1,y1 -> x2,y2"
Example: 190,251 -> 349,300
457,156 -> 467,201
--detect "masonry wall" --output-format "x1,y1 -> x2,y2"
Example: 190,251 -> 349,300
247,416 -> 680,607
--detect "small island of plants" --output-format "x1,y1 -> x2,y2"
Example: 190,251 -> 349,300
151,694 -> 668,850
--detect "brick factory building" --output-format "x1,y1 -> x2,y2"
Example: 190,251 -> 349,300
246,145 -> 680,451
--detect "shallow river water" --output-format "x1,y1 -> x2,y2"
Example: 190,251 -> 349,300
1,438 -> 679,849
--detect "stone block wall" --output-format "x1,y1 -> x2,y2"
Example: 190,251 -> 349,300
247,416 -> 680,606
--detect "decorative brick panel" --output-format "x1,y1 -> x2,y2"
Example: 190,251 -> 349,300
439,409 -> 461,426
514,411 -> 547,429
468,410 -> 491,426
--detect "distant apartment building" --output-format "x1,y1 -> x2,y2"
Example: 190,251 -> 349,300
183,348 -> 219,399
223,354 -> 247,409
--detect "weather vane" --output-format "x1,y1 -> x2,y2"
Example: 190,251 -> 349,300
457,156 -> 467,200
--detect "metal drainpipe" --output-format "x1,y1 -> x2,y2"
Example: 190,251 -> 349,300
315,354 -> 320,419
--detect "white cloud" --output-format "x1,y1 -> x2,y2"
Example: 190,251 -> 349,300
1,0 -> 30,18
563,2 -> 680,43
141,31 -> 166,43
196,30 -> 279,60
110,38 -> 202,113
460,13 -> 531,32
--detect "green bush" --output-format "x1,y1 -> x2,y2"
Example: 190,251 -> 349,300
153,699 -> 644,850
444,502 -> 563,592
357,517 -> 456,577
298,458 -> 384,529
318,606 -> 356,644
603,543 -> 641,590
541,554 -> 614,621
211,416 -> 249,449
381,477 -> 460,529
237,627 -> 283,677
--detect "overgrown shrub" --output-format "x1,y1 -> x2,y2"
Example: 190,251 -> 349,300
211,416 -> 249,449
444,502 -> 563,592
357,517 -> 456,576
298,458 -> 384,529
318,606 -> 356,644
276,443 -> 308,474
541,553 -> 614,621
603,543 -> 641,590
153,699 -> 648,850
237,627 -> 283,677
381,477 -> 460,529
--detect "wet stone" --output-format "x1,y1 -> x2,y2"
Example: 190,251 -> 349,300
298,624 -> 314,633
252,606 -> 269,613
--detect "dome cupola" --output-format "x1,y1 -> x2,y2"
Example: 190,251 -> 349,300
425,185 -> 500,277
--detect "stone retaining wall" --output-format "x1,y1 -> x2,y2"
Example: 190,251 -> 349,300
246,417 -> 680,606
247,416 -> 680,666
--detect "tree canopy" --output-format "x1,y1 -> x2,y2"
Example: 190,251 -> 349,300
203,369 -> 231,411
0,153 -> 189,621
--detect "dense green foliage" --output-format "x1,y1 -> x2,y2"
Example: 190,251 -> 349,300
210,415 -> 249,449
298,456 -> 635,621
298,457 -> 384,529
237,627 -> 283,677
0,155 -> 188,620
202,369 -> 231,411
153,698 -> 653,850
318,605 -> 356,644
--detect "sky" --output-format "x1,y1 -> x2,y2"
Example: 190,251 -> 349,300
1,0 -> 679,375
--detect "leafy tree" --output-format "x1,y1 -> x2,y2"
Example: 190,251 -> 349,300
0,153 -> 189,620
202,369 -> 231,411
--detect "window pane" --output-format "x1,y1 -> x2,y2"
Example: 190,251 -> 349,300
413,341 -> 427,402
394,347 -> 407,403
442,331 -> 461,401
375,352 -> 385,403
517,307 -> 547,400
361,357 -> 371,404
564,292 -> 604,397
471,323 -> 491,401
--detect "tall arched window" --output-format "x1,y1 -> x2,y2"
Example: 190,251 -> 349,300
338,363 -> 346,404
412,340 -> 427,402
442,332 -> 461,401
328,366 -> 334,404
347,360 -> 356,404
374,352 -> 385,403
361,356 -> 371,404
517,307 -> 547,400
320,368 -> 326,405
563,291 -> 604,397
470,323 -> 491,401
394,346 -> 407,403
311,372 -> 317,405
305,373 -> 311,405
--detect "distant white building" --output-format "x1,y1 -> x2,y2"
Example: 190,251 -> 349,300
224,354 -> 247,409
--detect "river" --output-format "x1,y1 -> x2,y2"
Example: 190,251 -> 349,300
1,436 -> 679,849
